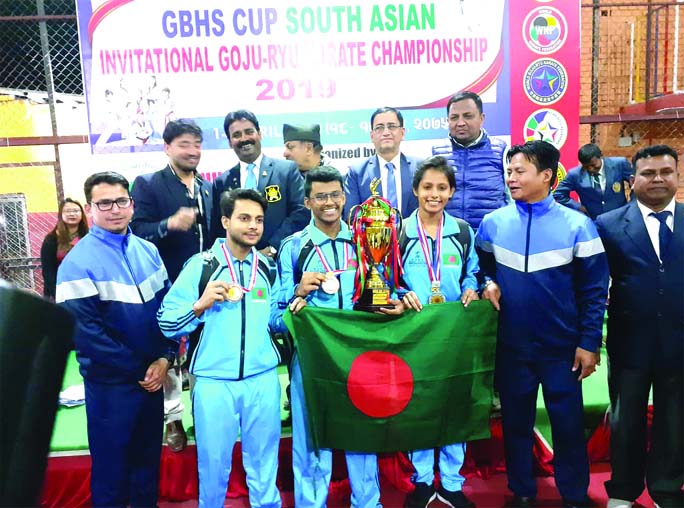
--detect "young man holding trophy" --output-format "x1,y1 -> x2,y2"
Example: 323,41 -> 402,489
278,166 -> 404,508
400,156 -> 481,508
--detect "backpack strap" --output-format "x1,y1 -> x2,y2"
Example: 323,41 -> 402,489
198,250 -> 219,296
258,257 -> 277,287
292,234 -> 315,285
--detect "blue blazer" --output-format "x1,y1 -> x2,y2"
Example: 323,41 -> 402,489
554,157 -> 633,220
212,156 -> 308,251
131,166 -> 214,282
343,153 -> 422,221
596,201 -> 684,371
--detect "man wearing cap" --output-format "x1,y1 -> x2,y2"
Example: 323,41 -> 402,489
283,123 -> 336,178
212,110 -> 308,257
344,106 -> 421,219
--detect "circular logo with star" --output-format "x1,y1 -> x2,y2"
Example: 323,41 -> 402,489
523,58 -> 567,105
523,7 -> 568,54
552,161 -> 567,191
523,109 -> 568,149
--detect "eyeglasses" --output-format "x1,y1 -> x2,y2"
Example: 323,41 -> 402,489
91,197 -> 133,211
372,124 -> 401,134
310,191 -> 344,204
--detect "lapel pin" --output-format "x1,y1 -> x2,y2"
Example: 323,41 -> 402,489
262,171 -> 267,177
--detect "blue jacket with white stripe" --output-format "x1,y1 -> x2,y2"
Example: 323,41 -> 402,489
475,194 -> 609,360
157,239 -> 282,381
56,224 -> 174,384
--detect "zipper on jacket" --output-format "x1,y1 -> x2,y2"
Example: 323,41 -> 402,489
524,204 -> 532,272
238,261 -> 246,380
331,239 -> 343,309
122,243 -> 145,302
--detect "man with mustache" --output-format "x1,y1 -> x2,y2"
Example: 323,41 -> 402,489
213,110 -> 308,258
131,119 -> 215,452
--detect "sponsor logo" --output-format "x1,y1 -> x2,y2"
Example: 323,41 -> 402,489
523,7 -> 568,54
523,58 -> 568,105
524,109 -> 568,149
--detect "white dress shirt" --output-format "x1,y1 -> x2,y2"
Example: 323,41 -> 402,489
377,153 -> 403,211
636,197 -> 676,261
239,153 -> 264,188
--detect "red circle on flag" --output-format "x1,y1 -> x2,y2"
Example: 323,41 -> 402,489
347,351 -> 414,418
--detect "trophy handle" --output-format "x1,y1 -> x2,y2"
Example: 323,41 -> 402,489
348,204 -> 361,227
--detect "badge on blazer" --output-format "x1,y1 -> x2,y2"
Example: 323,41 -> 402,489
265,185 -> 282,202
612,182 -> 621,193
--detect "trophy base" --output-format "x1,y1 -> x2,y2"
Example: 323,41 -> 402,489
353,287 -> 391,313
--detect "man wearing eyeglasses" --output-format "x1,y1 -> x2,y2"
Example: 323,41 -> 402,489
56,171 -> 176,508
344,107 -> 422,220
212,109 -> 308,258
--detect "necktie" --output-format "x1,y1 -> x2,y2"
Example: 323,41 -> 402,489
244,163 -> 257,190
385,162 -> 398,210
591,173 -> 601,192
651,211 -> 673,259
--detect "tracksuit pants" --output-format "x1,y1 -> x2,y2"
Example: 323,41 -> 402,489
410,443 -> 466,491
497,356 -> 589,503
291,354 -> 381,508
193,369 -> 281,508
84,380 -> 163,508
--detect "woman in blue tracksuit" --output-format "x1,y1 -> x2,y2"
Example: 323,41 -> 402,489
400,155 -> 480,508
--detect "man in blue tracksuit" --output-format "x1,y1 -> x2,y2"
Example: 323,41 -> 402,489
57,171 -> 175,508
157,188 -> 283,508
399,156 -> 480,508
475,141 -> 609,508
278,166 -> 404,508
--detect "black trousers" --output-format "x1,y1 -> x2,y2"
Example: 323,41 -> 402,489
604,363 -> 683,507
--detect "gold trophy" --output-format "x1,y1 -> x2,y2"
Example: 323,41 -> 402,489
348,179 -> 403,312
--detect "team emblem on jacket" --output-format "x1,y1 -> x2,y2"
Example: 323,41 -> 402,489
612,182 -> 621,193
265,185 -> 282,202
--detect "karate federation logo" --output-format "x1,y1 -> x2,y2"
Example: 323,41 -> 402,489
524,59 -> 567,105
523,7 -> 568,54
524,109 -> 568,149
553,162 -> 567,191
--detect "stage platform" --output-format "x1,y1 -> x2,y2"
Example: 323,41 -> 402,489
41,351 -> 642,507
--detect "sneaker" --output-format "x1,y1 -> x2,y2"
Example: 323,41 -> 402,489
404,482 -> 436,508
606,499 -> 632,508
436,486 -> 475,508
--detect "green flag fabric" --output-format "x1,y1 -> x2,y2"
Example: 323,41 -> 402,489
283,300 -> 497,453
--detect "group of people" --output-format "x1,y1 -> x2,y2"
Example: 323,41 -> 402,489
51,89 -> 682,508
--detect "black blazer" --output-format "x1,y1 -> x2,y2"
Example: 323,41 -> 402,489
596,201 -> 684,371
212,156 -> 308,251
131,166 -> 214,282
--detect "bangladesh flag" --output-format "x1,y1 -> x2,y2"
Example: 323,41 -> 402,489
283,301 -> 497,453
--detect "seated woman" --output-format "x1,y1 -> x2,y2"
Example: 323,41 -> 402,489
40,198 -> 88,300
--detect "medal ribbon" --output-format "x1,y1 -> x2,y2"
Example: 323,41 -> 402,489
415,214 -> 443,284
314,242 -> 350,275
220,243 -> 259,292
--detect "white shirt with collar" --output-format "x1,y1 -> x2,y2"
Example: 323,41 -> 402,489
377,153 -> 403,211
595,159 -> 606,192
239,153 -> 264,188
636,197 -> 676,261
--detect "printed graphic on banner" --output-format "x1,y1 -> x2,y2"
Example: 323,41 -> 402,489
553,161 -> 566,191
522,7 -> 568,55
523,108 -> 568,149
75,0 -> 509,154
523,58 -> 567,105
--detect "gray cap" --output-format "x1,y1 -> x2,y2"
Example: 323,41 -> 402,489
283,123 -> 321,144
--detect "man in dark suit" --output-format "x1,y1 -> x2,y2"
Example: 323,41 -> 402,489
595,144 -> 682,508
131,119 -> 214,452
213,110 -> 308,257
554,143 -> 633,220
344,107 -> 421,220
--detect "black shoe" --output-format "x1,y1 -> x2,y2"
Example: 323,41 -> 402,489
436,487 -> 475,508
404,482 -> 436,508
508,496 -> 536,507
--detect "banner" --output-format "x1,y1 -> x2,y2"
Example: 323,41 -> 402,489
75,0 -> 511,158
283,301 -> 497,453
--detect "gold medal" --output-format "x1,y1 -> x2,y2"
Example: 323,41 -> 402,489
321,272 -> 340,295
226,284 -> 244,303
428,280 -> 446,304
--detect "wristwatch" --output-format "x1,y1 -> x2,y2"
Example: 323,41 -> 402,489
268,246 -> 277,256
162,351 -> 176,366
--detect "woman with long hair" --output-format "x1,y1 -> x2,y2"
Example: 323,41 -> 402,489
40,198 -> 89,299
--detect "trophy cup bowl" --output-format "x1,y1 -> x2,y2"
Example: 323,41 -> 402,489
350,197 -> 398,312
